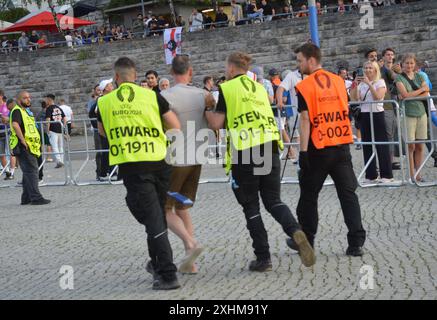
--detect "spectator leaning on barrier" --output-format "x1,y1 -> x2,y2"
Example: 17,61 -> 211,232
247,0 -> 263,22
10,91 -> 50,205
350,60 -> 393,183
44,94 -> 67,169
215,6 -> 229,28
18,32 -> 29,52
230,0 -> 244,26
132,14 -> 145,37
260,0 -> 275,21
395,53 -> 429,183
29,30 -> 39,50
189,8 -> 203,32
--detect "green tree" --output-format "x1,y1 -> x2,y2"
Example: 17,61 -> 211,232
0,8 -> 30,23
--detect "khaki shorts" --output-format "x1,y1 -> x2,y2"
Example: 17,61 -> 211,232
165,165 -> 202,210
406,114 -> 428,142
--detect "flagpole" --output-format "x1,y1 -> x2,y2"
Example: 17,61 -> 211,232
308,0 -> 320,47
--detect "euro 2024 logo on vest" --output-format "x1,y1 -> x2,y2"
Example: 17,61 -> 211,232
116,85 -> 135,106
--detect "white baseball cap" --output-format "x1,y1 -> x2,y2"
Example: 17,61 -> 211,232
98,79 -> 113,92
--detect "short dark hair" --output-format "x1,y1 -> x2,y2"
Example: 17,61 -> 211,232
45,93 -> 56,100
6,98 -> 15,106
140,79 -> 148,84
365,48 -> 378,58
145,70 -> 158,78
115,56 -> 136,71
171,55 -> 191,75
382,48 -> 395,56
203,76 -> 213,85
294,43 -> 322,63
94,84 -> 99,91
338,67 -> 348,74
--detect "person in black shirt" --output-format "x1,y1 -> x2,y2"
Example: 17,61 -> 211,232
260,0 -> 275,21
215,7 -> 229,28
145,70 -> 160,93
44,94 -> 67,168
11,91 -> 50,205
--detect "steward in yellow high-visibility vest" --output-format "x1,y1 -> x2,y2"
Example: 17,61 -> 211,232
205,52 -> 315,271
97,57 -> 182,290
9,91 -> 49,205
293,43 -> 366,257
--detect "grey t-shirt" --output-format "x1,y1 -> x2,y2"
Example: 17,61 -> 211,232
161,84 -> 209,166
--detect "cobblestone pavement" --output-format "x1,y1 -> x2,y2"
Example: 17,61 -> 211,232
0,137 -> 436,300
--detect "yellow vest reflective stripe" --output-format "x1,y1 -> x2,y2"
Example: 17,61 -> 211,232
98,83 -> 168,166
220,75 -> 283,174
9,106 -> 41,157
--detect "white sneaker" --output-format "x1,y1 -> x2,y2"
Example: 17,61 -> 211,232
38,180 -> 47,186
362,178 -> 379,185
379,178 -> 395,184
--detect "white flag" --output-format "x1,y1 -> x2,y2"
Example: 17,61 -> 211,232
164,27 -> 182,65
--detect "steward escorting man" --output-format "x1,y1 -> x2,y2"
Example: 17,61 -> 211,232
97,57 -> 182,290
290,43 -> 366,257
206,52 -> 316,272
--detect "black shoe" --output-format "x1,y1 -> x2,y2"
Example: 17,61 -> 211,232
21,200 -> 31,205
434,158 -> 437,168
392,162 -> 401,170
292,230 -> 316,267
152,276 -> 181,290
146,261 -> 156,278
4,172 -> 14,181
248,259 -> 272,272
31,198 -> 51,205
346,246 -> 364,257
286,238 -> 299,252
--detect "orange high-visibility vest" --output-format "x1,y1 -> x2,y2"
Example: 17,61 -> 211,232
295,69 -> 353,149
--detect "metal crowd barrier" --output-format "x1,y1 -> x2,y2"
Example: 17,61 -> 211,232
0,131 -> 12,188
199,129 -> 230,184
37,120 -> 70,186
274,105 -> 335,186
400,95 -> 437,187
67,118 -> 120,186
351,100 -> 406,188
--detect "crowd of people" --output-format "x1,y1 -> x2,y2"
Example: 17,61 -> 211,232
0,0 -> 417,53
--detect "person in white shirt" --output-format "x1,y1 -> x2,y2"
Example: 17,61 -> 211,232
350,61 -> 393,183
276,69 -> 304,161
189,8 -> 203,32
59,99 -> 73,135
65,32 -> 73,48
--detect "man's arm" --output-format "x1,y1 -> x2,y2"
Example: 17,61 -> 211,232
205,111 -> 225,130
12,121 -> 27,150
299,110 -> 310,152
97,120 -> 106,138
162,110 -> 181,131
276,86 -> 285,109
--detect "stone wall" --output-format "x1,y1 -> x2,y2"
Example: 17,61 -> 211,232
0,0 -> 436,117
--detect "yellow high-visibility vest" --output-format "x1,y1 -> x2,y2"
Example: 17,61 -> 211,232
98,82 -> 168,166
220,75 -> 283,174
9,106 -> 41,157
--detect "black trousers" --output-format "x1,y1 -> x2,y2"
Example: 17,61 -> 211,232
297,145 -> 366,248
123,166 -> 177,282
17,148 -> 44,203
100,135 -> 110,177
93,131 -> 103,177
231,154 -> 301,261
360,112 -> 393,179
